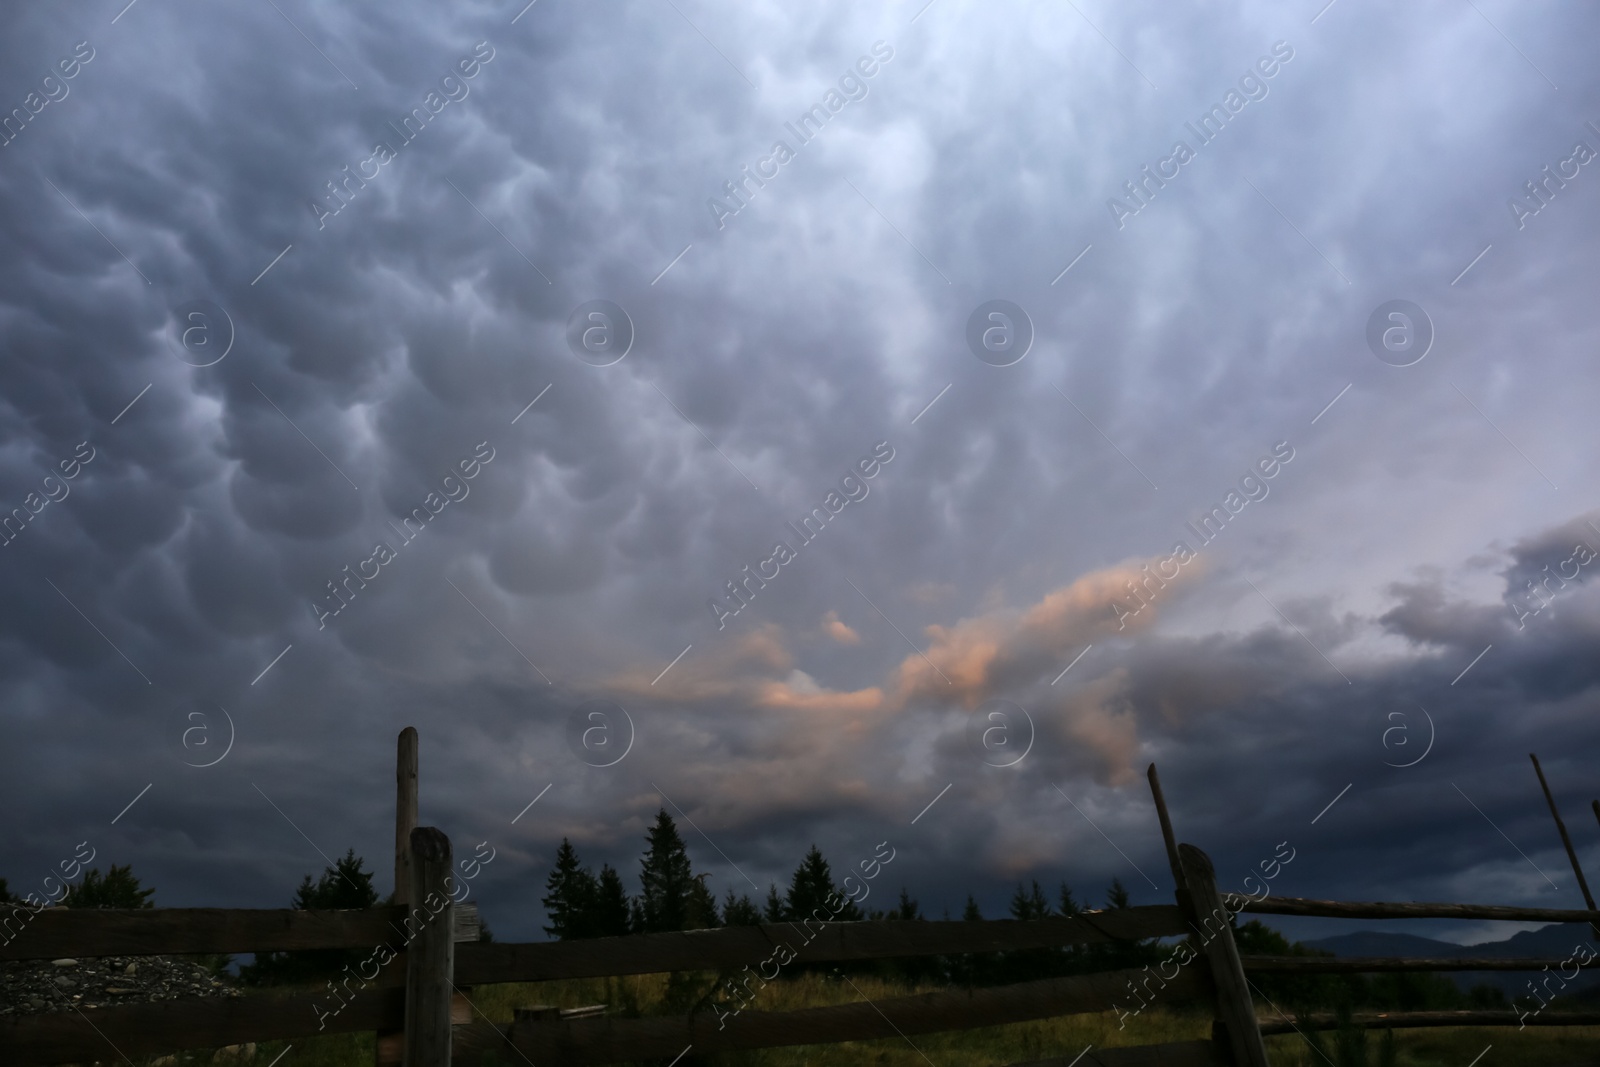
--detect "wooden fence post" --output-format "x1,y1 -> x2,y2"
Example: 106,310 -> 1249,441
377,728 -> 422,1066
405,826 -> 454,1067
396,728 -> 419,905
1178,843 -> 1271,1067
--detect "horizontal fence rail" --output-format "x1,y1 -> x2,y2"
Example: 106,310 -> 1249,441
0,989 -> 404,1064
12,891 -> 1600,1063
1259,1010 -> 1600,1034
0,906 -> 1188,1065
452,965 -> 1210,1066
0,903 -> 479,961
1004,1040 -> 1224,1067
453,905 -> 1188,984
1239,896 -> 1600,924
1241,954 -> 1600,974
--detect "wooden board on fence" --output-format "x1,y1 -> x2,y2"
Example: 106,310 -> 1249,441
0,988 -> 404,1065
1005,1039 -> 1223,1067
455,905 -> 1187,984
451,965 -> 1208,1066
1259,1009 -> 1600,1034
1242,954 -> 1600,973
0,902 -> 479,961
1240,896 -> 1600,924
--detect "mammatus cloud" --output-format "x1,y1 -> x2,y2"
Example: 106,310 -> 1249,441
1,0 -> 1598,951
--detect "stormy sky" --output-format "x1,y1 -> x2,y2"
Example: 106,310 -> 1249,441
3,0 -> 1599,948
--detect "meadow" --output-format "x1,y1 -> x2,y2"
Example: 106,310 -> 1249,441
124,971 -> 1600,1067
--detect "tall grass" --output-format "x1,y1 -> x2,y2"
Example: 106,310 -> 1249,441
128,972 -> 1600,1066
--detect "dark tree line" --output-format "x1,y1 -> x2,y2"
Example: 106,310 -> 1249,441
1,865 -> 155,909
543,811 -> 873,941
542,812 -> 1160,987
0,829 -> 1519,1015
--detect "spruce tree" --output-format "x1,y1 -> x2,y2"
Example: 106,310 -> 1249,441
892,888 -> 922,920
62,865 -> 156,909
1008,879 -> 1050,921
591,863 -> 632,938
541,838 -> 599,940
763,883 -> 786,922
785,845 -> 863,923
1105,877 -> 1132,910
636,809 -> 697,933
687,872 -> 721,930
722,888 -> 762,926
1058,881 -> 1081,916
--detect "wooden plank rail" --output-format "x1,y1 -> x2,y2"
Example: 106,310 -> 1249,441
453,905 -> 1187,985
1238,896 -> 1600,924
452,965 -> 1210,1066
1242,955 -> 1600,974
0,988 -> 404,1064
1005,1040 -> 1224,1067
0,906 -> 406,960
1259,1010 -> 1600,1034
0,903 -> 479,961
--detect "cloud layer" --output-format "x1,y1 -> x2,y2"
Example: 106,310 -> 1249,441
1,0 -> 1598,945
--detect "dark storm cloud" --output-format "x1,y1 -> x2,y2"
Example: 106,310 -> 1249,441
1,0 -> 1598,950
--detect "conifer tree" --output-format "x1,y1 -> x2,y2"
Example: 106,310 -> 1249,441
1105,876 -> 1132,910
763,883 -> 786,923
1009,879 -> 1051,921
892,888 -> 922,920
591,863 -> 632,938
541,838 -> 599,939
785,845 -> 863,923
636,809 -> 698,933
62,864 -> 156,909
722,888 -> 762,926
687,872 -> 721,930
1058,881 -> 1081,916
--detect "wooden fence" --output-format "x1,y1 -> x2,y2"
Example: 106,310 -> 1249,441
1,732 -> 1596,1066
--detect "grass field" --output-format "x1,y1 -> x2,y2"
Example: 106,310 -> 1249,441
128,972 -> 1600,1066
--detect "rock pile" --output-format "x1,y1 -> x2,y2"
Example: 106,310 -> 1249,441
0,955 -> 240,1015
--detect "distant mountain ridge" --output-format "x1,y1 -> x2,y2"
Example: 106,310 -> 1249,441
1299,922 -> 1600,998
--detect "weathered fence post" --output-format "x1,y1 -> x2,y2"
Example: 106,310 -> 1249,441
376,727 -> 422,1065
1178,843 -> 1271,1067
405,826 -> 454,1067
396,727 -> 419,905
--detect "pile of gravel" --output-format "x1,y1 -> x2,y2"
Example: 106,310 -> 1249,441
0,956 -> 240,1015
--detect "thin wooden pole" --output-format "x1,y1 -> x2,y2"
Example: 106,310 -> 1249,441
380,728 -> 422,1067
1529,753 -> 1599,937
1178,843 -> 1271,1067
1146,764 -> 1189,913
396,728 -> 419,906
405,826 -> 454,1067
